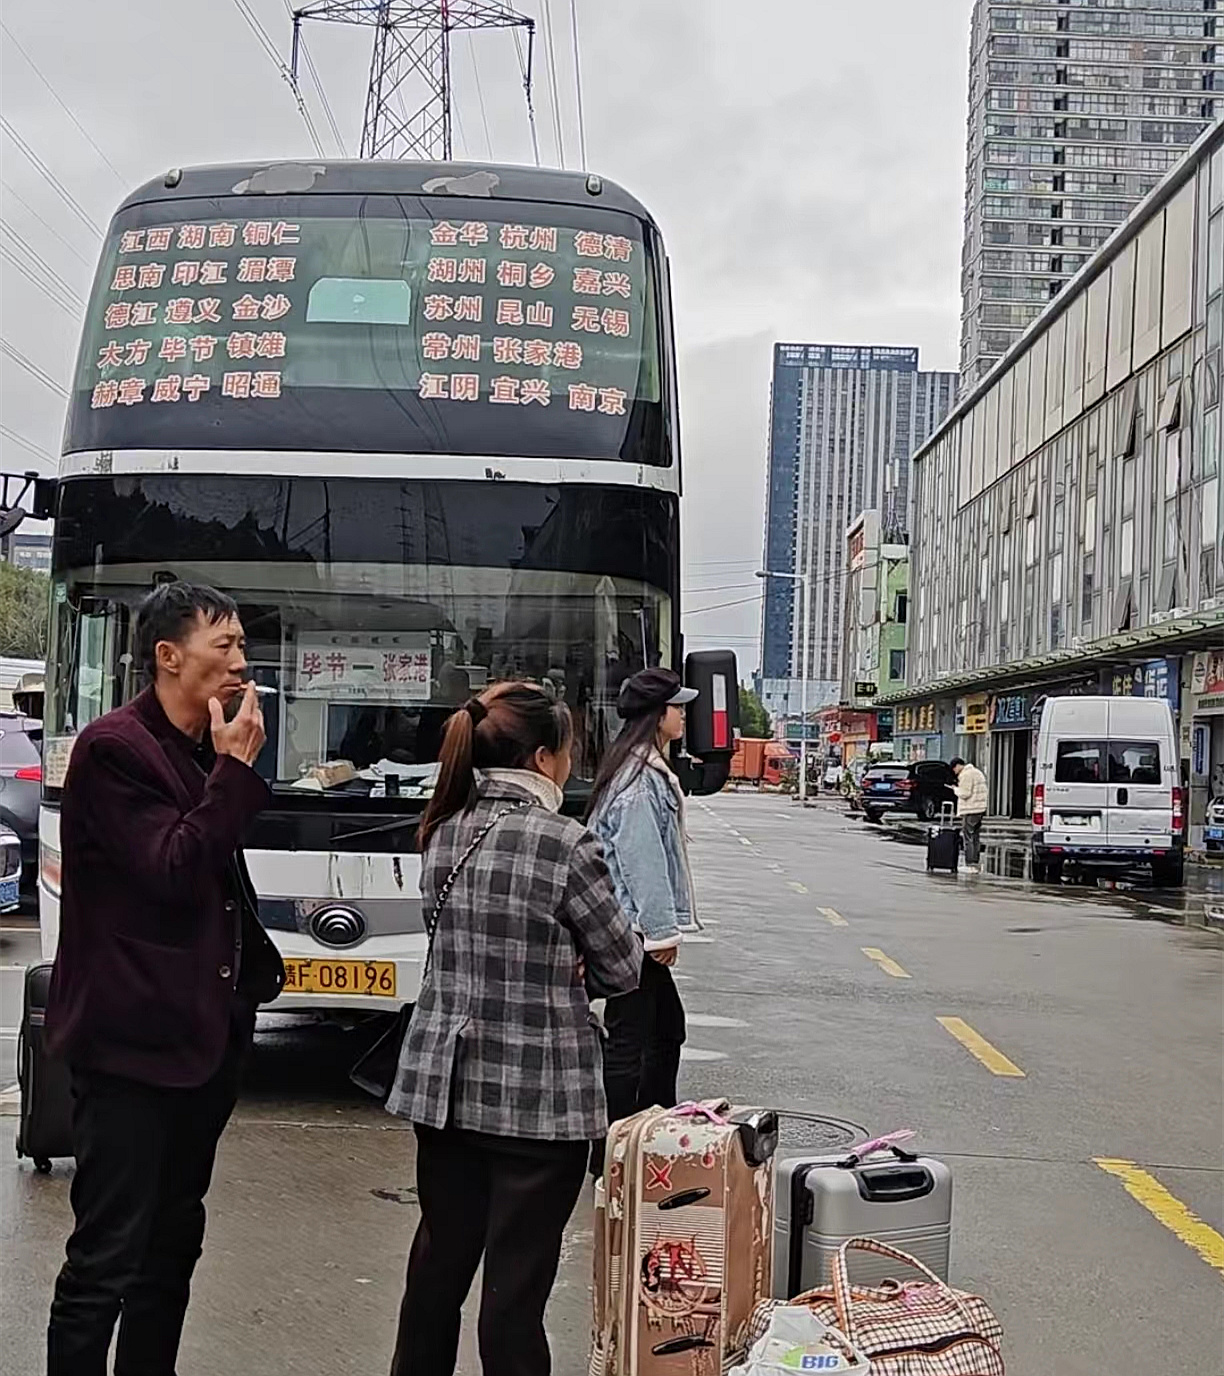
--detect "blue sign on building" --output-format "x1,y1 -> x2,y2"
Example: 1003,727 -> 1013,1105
1109,658 -> 1179,711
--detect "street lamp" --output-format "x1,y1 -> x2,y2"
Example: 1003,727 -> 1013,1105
757,568 -> 811,803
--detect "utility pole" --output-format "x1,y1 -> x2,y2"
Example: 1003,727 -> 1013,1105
292,1 -> 537,162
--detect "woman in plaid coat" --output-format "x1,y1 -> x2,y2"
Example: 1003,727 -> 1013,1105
386,681 -> 640,1376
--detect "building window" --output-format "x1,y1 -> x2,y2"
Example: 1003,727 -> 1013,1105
889,649 -> 906,681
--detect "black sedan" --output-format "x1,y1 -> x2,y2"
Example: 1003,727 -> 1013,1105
860,760 -> 958,824
0,713 -> 41,889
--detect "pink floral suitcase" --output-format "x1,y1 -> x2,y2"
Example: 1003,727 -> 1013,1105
590,1101 -> 778,1376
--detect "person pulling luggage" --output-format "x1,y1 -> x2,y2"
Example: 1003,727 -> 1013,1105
385,682 -> 639,1376
950,756 -> 988,874
586,668 -> 700,1134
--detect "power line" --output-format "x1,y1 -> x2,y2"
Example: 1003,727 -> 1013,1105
0,114 -> 102,238
280,0 -> 348,156
540,0 -> 567,167
0,338 -> 69,399
1,180 -> 93,268
1,20 -> 129,187
231,0 -> 327,158
682,593 -> 763,616
469,34 -> 495,158
568,0 -> 587,170
1,224 -> 86,309
0,422 -> 56,465
0,242 -> 84,319
512,26 -> 542,165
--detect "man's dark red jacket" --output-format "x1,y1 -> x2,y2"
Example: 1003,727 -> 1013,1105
46,687 -> 284,1088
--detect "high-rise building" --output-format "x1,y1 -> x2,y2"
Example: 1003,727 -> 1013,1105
960,0 -> 1220,386
758,344 -> 956,721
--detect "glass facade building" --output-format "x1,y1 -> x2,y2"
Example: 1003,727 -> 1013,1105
961,0 -> 1221,385
758,345 -> 956,718
891,123 -> 1223,835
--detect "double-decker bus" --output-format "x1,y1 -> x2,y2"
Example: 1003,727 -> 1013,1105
33,159 -> 734,1015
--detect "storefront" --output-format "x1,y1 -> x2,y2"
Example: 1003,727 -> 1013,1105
840,709 -> 879,764
953,693 -> 989,767
1187,650 -> 1224,850
987,691 -> 1033,819
893,700 -> 940,763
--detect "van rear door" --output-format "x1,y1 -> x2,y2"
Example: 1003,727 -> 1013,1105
1105,699 -> 1174,848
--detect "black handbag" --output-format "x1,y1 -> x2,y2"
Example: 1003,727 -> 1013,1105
347,802 -> 530,1100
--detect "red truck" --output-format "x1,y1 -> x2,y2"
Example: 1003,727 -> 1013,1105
729,737 -> 792,786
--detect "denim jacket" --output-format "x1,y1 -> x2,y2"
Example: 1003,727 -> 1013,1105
588,750 -> 696,950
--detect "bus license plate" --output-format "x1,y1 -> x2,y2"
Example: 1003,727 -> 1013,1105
282,958 -> 396,997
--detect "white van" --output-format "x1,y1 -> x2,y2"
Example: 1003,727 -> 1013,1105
1031,695 -> 1183,886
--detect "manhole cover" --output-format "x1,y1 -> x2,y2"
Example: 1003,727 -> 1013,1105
774,1112 -> 867,1155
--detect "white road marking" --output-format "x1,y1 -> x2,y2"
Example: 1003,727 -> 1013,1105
0,1083 -> 20,1103
787,881 -> 808,894
679,1046 -> 728,1062
738,837 -> 754,848
819,907 -> 849,927
683,935 -> 717,944
686,1014 -> 748,1028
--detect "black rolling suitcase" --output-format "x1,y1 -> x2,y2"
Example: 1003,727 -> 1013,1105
926,804 -> 960,873
16,962 -> 74,1172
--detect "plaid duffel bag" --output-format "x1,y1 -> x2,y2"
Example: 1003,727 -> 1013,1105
742,1237 -> 1004,1375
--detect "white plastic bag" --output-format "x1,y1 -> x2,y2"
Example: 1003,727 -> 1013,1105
728,1305 -> 871,1375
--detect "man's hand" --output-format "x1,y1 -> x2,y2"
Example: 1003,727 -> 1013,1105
209,683 -> 265,766
648,946 -> 678,967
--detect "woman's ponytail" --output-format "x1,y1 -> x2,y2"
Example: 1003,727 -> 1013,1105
418,703 -> 478,850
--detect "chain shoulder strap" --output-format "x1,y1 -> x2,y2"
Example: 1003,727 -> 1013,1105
425,801 -> 531,942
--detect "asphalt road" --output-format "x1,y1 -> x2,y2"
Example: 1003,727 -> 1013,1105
1,793 -> 1222,1374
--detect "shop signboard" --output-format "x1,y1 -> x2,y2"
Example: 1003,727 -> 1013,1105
1191,650 -> 1224,712
989,692 -> 1032,730
955,693 -> 989,735
1109,657 -> 1179,711
895,701 -> 937,734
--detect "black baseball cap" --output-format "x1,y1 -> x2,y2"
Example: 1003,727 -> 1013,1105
617,667 -> 699,719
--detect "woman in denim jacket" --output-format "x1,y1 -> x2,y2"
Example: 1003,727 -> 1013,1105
587,667 -> 699,1128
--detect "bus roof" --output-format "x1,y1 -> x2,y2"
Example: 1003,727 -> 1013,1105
114,160 -> 660,230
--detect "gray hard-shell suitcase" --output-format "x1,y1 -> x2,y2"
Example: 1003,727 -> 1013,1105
926,803 -> 960,873
16,962 -> 74,1172
773,1138 -> 952,1295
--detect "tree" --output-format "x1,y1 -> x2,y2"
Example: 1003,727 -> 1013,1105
0,562 -> 50,660
738,684 -> 772,739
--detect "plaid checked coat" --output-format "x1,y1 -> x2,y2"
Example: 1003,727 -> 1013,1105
387,775 -> 642,1140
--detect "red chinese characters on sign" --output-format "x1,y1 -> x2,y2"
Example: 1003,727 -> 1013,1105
600,308 -> 630,338
145,228 -> 173,252
553,341 -> 582,369
117,377 -> 145,406
209,223 -> 237,249
261,293 -> 292,320
571,305 -> 601,333
499,224 -> 530,250
521,378 -> 550,406
96,342 -> 123,370
243,221 -> 273,247
177,225 -> 207,250
104,303 -> 131,330
183,374 -> 211,401
124,339 -> 151,366
598,387 -> 627,415
525,302 -> 552,328
451,373 -> 479,401
529,263 -> 555,289
523,339 -> 551,367
497,261 -> 528,289
256,331 -> 286,359
252,371 -> 281,398
451,334 -> 481,362
151,375 -> 182,403
428,257 -> 458,284
238,258 -> 267,283
454,296 -> 482,322
91,380 -> 119,408
603,235 -> 633,262
137,264 -> 165,289
602,272 -> 632,299
574,231 -> 604,258
227,333 -> 258,360
529,226 -> 557,253
419,373 -> 450,400
496,300 -> 524,327
160,336 -> 187,363
458,258 -> 485,284
200,261 -> 228,285
111,265 -> 137,292
382,651 -> 431,685
458,222 -> 488,246
300,651 -> 323,682
568,383 -> 597,412
489,376 -> 520,405
223,372 -> 251,399
424,295 -> 454,322
172,262 -> 200,287
493,337 -> 522,365
422,332 -> 451,361
573,267 -> 602,295
165,298 -> 194,326
232,294 -> 263,321
189,335 -> 217,362
267,257 -> 296,282
195,298 -> 222,323
430,223 -> 459,246
131,302 -> 158,326
566,383 -> 627,415
119,231 -> 144,254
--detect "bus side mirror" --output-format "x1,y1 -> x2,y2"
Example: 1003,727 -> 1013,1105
679,650 -> 738,796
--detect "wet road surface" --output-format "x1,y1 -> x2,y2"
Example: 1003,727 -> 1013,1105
2,792 -> 1222,1373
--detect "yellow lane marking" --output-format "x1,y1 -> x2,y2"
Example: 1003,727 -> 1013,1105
1094,1158 -> 1224,1277
861,947 -> 911,979
788,881 -> 809,894
819,907 -> 848,927
936,1016 -> 1026,1077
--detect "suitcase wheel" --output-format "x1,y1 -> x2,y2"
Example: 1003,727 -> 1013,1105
34,1158 -> 53,1175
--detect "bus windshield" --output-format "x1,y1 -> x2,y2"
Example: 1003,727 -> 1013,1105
44,475 -> 675,797
64,193 -> 665,464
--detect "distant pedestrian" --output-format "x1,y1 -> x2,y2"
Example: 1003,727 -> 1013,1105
45,582 -> 284,1376
586,668 -> 699,1134
951,756 -> 988,873
386,682 -> 639,1376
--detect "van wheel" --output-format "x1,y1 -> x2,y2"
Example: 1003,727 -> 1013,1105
1031,855 -> 1049,883
1152,856 -> 1184,888
863,808 -> 880,824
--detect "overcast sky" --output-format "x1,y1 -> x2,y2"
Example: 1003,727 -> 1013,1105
0,1 -> 971,670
